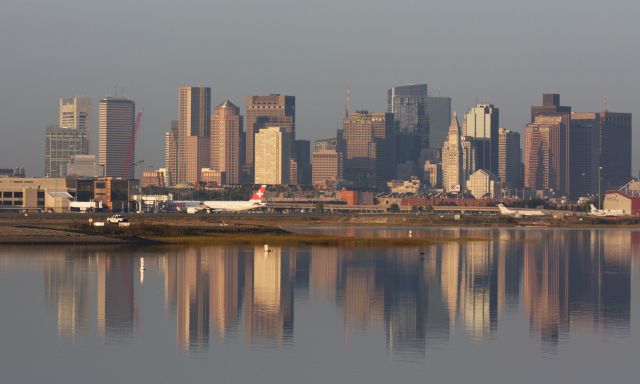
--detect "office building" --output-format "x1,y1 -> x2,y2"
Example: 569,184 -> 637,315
177,87 -> 211,184
44,125 -> 89,177
523,116 -> 566,194
245,95 -> 295,179
426,96 -> 451,150
463,104 -> 499,174
0,177 -> 70,212
210,100 -> 242,185
254,127 -> 289,185
498,128 -> 522,188
441,113 -> 477,192
388,84 -> 428,168
185,136 -> 210,185
66,155 -> 102,178
314,137 -> 337,152
164,120 -> 178,186
570,113 -> 600,197
600,111 -> 632,189
467,169 -> 499,199
59,97 -> 91,151
530,93 -> 571,195
423,161 -> 441,189
342,111 -> 395,189
294,139 -> 311,185
98,97 -> 135,178
312,149 -> 343,189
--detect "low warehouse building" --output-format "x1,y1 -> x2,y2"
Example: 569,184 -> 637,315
603,180 -> 640,215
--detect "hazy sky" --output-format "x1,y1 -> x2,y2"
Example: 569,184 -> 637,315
1,0 -> 638,176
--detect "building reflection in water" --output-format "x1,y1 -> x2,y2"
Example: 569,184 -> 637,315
4,228 -> 634,358
96,252 -> 135,343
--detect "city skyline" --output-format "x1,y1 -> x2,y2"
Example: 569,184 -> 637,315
1,1 -> 638,176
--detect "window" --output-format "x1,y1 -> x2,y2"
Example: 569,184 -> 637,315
14,192 -> 23,198
2,192 -> 12,198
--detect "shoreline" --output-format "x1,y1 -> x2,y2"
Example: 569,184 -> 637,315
1,212 -> 639,246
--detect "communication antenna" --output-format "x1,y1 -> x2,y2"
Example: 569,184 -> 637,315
344,86 -> 351,119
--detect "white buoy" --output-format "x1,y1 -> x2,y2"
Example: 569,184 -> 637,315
139,257 -> 146,271
409,230 -> 413,238
264,244 -> 269,252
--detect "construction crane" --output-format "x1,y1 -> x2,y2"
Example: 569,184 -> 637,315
125,109 -> 143,179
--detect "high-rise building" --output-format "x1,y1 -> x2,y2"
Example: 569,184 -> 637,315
441,113 -> 477,192
98,97 -> 135,178
164,120 -> 178,186
59,97 -> 91,152
570,113 -> 600,197
66,154 -> 102,178
523,116 -> 566,193
388,84 -> 428,169
314,137 -> 337,152
185,136 -> 210,185
342,111 -> 396,189
210,100 -> 242,185
245,95 -> 295,180
498,128 -> 522,188
312,149 -> 343,189
600,111 -> 632,189
426,96 -> 451,150
530,93 -> 571,195
294,140 -> 311,185
44,125 -> 89,177
177,87 -> 211,184
254,127 -> 289,185
463,104 -> 499,174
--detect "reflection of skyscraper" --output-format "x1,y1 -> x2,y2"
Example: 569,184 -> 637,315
459,241 -> 496,340
244,247 -> 294,345
96,253 -> 135,343
383,250 -> 427,358
339,252 -> 384,328
310,247 -> 339,299
176,249 -> 210,351
522,231 -> 569,347
209,248 -> 243,339
44,252 -> 90,338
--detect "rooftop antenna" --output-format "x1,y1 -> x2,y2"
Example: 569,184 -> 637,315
344,86 -> 351,119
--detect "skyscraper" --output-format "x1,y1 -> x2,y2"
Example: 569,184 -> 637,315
245,95 -> 295,180
59,97 -> 91,152
530,93 -> 571,195
441,113 -> 477,192
426,96 -> 452,150
463,104 -> 499,174
523,116 -> 566,193
312,149 -> 343,189
98,97 -> 135,178
293,140 -> 311,185
600,111 -> 632,189
164,120 -> 178,186
387,84 -> 428,171
177,87 -> 211,184
498,128 -> 522,188
570,113 -> 600,197
210,100 -> 242,185
44,125 -> 88,177
254,127 -> 289,185
342,111 -> 395,189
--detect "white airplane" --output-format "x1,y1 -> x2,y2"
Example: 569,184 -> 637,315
589,204 -> 625,217
497,204 -> 546,217
173,185 -> 267,214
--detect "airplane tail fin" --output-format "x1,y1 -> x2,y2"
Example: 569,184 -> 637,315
497,204 -> 511,214
250,185 -> 267,202
590,204 -> 597,212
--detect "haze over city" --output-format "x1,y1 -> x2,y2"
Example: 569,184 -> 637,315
1,0 -> 638,175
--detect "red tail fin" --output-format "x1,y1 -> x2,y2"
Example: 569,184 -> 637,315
250,185 -> 267,201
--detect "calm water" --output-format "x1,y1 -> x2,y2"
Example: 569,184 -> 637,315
0,227 -> 639,383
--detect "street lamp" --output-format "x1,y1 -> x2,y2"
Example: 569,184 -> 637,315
598,166 -> 603,209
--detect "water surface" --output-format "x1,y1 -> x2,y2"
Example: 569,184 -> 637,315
0,227 -> 638,383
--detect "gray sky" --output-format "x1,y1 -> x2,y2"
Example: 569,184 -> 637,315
1,0 -> 638,176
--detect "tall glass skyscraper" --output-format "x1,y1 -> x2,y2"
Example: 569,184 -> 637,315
387,84 -> 428,167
